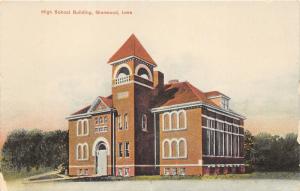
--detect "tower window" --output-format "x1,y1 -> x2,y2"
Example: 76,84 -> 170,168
137,68 -> 150,80
124,113 -> 128,130
142,114 -> 147,131
116,67 -> 130,78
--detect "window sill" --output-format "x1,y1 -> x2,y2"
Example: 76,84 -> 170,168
162,128 -> 187,132
162,156 -> 187,160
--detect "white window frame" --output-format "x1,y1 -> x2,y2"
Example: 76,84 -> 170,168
162,138 -> 187,159
162,110 -> 187,132
77,119 -> 89,136
124,142 -> 130,158
76,143 -> 89,160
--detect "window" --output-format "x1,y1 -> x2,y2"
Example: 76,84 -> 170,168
163,140 -> 170,158
77,143 -> 88,160
210,130 -> 215,155
163,138 -> 187,159
99,117 -> 103,124
142,114 -> 147,131
124,142 -> 130,157
77,144 -> 82,160
178,139 -> 186,158
163,113 -> 170,130
95,117 -> 99,125
104,116 -> 108,123
118,143 -> 123,157
83,144 -> 88,160
171,112 -> 177,130
171,168 -> 177,176
79,169 -> 82,176
179,168 -> 186,176
118,168 -> 123,176
124,168 -> 129,176
171,140 -> 178,158
178,110 -> 186,129
137,68 -> 150,80
77,121 -> 82,135
203,129 -> 210,155
164,168 -> 170,175
124,113 -> 128,130
77,119 -> 89,136
83,121 -> 88,135
84,169 -> 88,176
117,115 -> 122,130
221,98 -> 229,110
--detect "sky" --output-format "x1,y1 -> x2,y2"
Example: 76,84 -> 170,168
0,2 -> 299,147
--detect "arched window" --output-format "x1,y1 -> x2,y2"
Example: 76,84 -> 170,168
77,144 -> 82,160
83,144 -> 89,160
178,110 -> 186,129
171,112 -> 177,130
178,139 -> 186,158
163,140 -> 170,158
77,120 -> 82,136
142,114 -> 147,131
171,140 -> 178,158
137,68 -> 150,80
83,120 -> 88,135
116,67 -> 130,78
163,113 -> 170,131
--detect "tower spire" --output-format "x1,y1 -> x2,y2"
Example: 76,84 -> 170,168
108,34 -> 156,66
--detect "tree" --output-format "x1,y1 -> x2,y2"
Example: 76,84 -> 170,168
1,129 -> 68,172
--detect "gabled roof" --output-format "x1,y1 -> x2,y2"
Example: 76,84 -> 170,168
71,95 -> 113,116
153,81 -> 219,108
108,34 -> 157,66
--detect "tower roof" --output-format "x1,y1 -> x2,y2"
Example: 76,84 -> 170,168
108,34 -> 157,66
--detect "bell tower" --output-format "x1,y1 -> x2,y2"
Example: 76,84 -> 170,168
108,34 -> 157,176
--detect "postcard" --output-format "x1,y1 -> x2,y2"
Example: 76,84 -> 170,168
0,2 -> 299,191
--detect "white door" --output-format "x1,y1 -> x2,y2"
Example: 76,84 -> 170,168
96,150 -> 107,176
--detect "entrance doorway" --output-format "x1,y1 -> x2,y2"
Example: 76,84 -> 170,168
96,142 -> 107,176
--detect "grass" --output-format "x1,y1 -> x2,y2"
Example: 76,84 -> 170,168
2,167 -> 53,181
130,171 -> 300,181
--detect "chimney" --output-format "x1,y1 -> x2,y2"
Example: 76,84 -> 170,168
153,71 -> 164,96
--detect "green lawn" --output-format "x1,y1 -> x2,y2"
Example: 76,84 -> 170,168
2,167 -> 53,181
130,172 -> 300,181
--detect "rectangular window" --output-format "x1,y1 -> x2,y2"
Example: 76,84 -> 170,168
118,115 -> 122,130
124,114 -> 128,130
203,129 -> 210,155
179,168 -> 186,176
210,130 -> 215,156
84,169 -> 88,175
95,117 -> 99,125
99,117 -> 103,124
124,142 -> 129,157
224,132 -> 227,156
118,143 -> 123,157
118,168 -> 123,176
164,168 -> 170,175
124,168 -> 129,176
104,116 -> 108,123
171,168 -> 177,176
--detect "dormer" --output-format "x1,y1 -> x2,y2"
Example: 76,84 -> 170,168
205,91 -> 230,110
